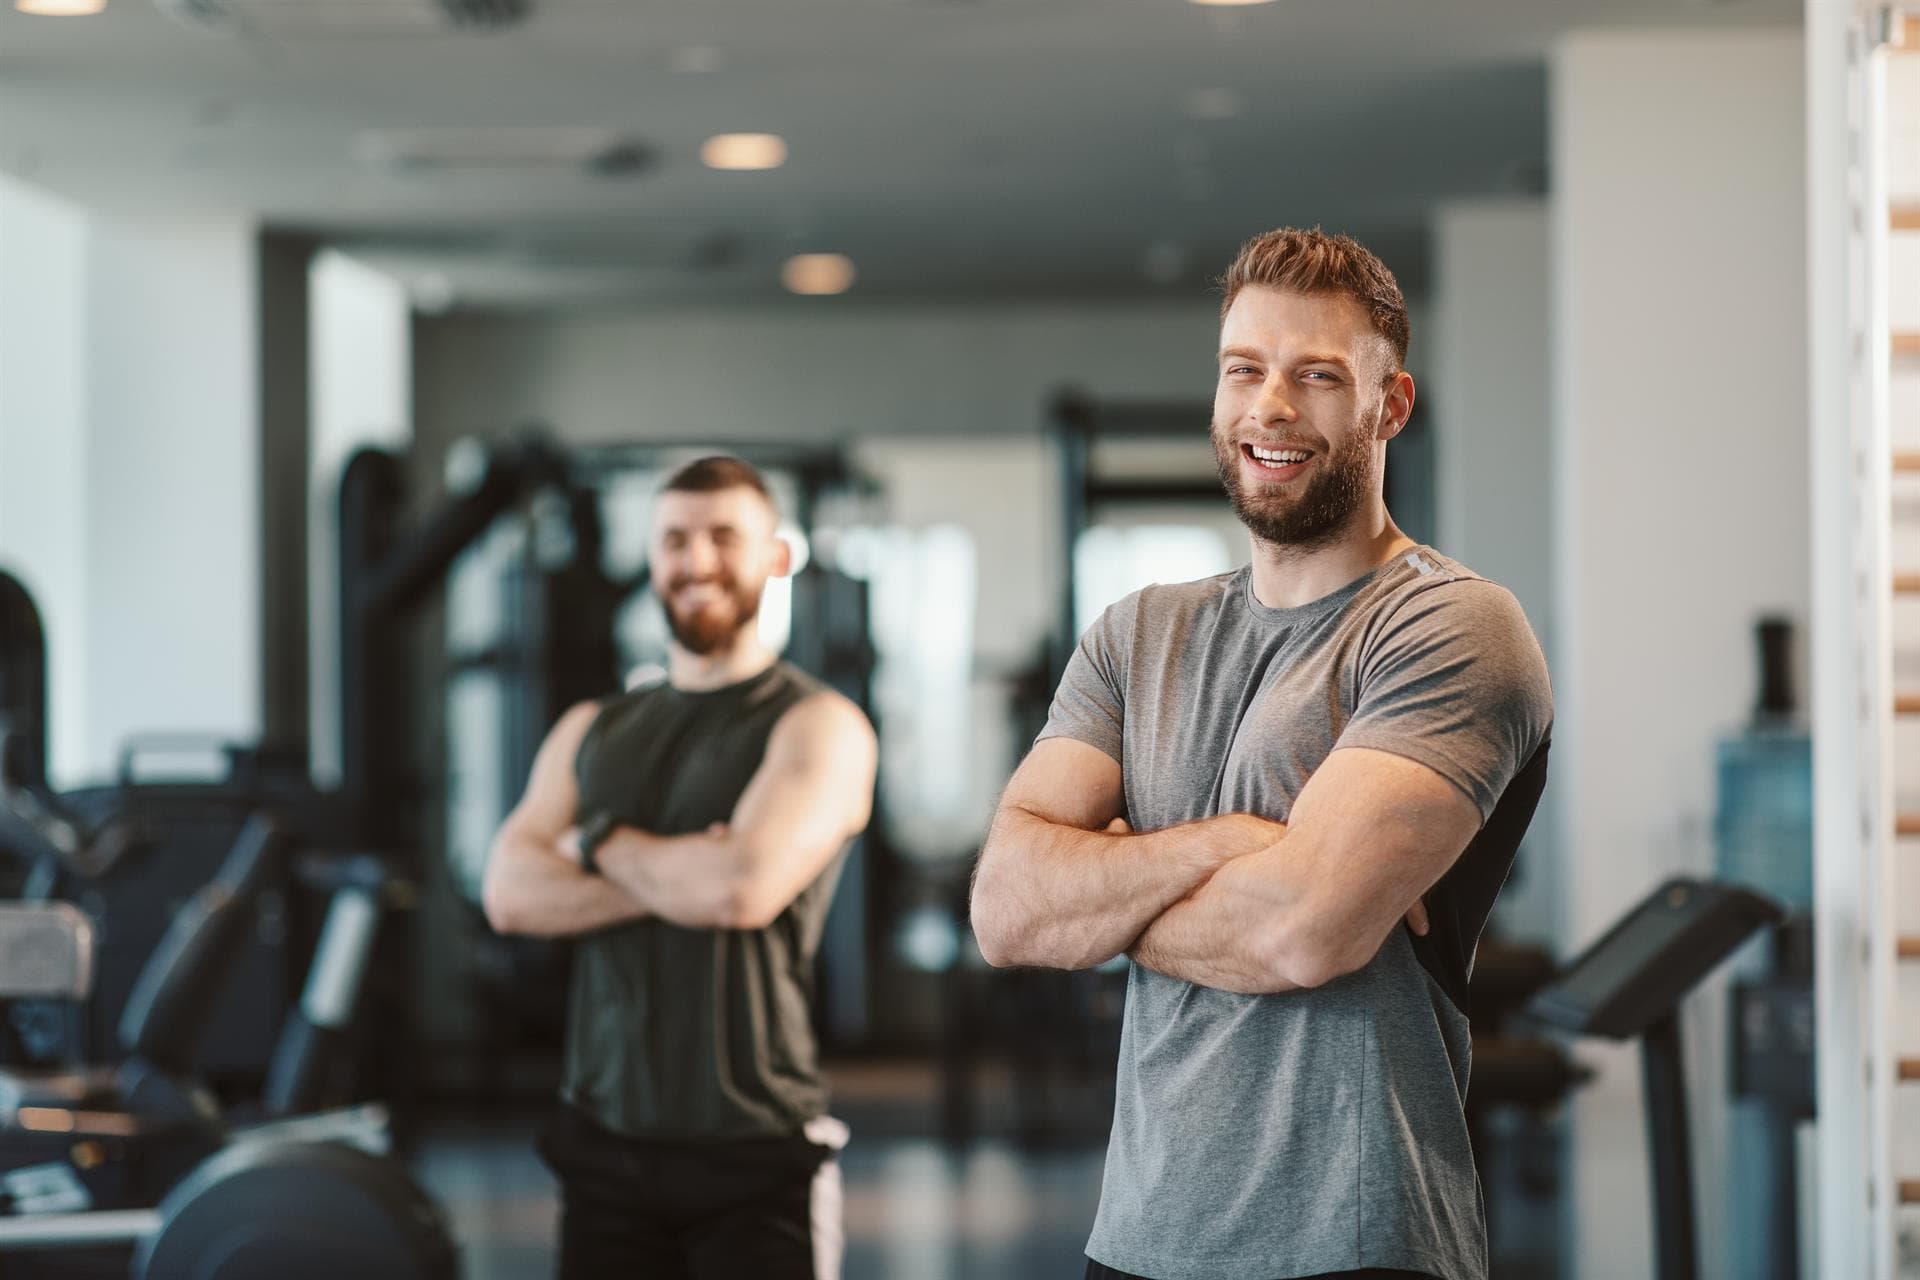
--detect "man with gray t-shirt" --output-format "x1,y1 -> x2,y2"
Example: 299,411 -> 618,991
971,228 -> 1552,1280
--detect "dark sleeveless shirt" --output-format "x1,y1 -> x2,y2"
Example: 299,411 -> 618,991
562,661 -> 848,1139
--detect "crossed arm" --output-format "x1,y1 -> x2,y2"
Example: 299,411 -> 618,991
482,692 -> 877,937
969,737 -> 1482,993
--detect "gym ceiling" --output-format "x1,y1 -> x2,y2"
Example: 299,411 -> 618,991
0,0 -> 1792,309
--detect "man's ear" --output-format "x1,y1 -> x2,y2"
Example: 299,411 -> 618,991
1377,370 -> 1416,443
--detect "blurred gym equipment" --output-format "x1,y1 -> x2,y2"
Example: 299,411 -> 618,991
0,906 -> 90,1003
0,902 -> 458,1279
1530,877 -> 1785,1280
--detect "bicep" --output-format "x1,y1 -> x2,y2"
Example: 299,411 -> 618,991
1340,583 -> 1553,818
1284,746 -> 1482,912
994,736 -> 1125,832
731,696 -> 877,852
499,701 -> 600,844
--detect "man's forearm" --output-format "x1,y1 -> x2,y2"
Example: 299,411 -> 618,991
1129,842 -> 1306,993
1131,823 -> 1425,993
482,833 -> 651,937
970,809 -> 1273,971
597,828 -> 754,929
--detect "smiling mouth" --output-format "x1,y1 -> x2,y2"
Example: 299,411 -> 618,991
1241,443 -> 1313,475
671,580 -> 731,602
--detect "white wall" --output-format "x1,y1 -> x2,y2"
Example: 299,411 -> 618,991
1431,197 -> 1556,945
0,176 -> 90,784
83,214 -> 260,780
1553,27 -> 1807,1280
309,250 -> 412,785
415,302 -> 1221,445
0,189 -> 260,783
1433,200 -> 1552,645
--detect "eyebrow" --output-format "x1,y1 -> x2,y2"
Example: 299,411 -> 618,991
1296,351 -> 1357,375
659,520 -> 744,536
1217,346 -> 1358,375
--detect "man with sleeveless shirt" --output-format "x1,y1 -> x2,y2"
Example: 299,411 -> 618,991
971,229 -> 1554,1280
483,456 -> 877,1280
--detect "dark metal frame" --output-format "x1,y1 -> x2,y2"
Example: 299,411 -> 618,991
1048,390 -> 1218,677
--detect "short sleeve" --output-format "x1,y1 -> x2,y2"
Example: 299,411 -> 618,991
1034,592 -> 1139,764
1334,579 -> 1554,821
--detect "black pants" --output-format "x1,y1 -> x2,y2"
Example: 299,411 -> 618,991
540,1104 -> 840,1279
1086,1263 -> 1435,1280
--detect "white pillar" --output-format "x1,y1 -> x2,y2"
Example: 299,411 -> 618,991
308,250 -> 412,786
83,212 -> 261,779
1807,5 -> 1900,1273
0,176 -> 91,784
1553,27 -> 1808,1280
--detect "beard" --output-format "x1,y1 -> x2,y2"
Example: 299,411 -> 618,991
661,574 -> 763,656
1212,416 -> 1379,552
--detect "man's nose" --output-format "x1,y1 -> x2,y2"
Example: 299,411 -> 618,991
684,538 -> 719,576
1250,375 -> 1298,425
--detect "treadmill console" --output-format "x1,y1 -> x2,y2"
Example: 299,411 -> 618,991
1528,878 -> 1783,1039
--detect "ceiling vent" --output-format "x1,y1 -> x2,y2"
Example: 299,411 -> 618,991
352,128 -> 653,180
154,0 -> 529,37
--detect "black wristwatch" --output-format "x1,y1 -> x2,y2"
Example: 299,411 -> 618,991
576,811 -> 618,875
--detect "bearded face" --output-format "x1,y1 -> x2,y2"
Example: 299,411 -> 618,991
660,568 -> 764,655
1211,411 -> 1379,552
648,485 -> 786,657
1209,286 -> 1406,553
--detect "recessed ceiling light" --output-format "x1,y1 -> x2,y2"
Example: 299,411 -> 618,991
1184,88 -> 1242,121
671,45 -> 725,74
701,133 -> 788,171
15,0 -> 107,14
782,254 -> 855,296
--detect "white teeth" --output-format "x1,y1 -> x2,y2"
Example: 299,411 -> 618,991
1249,446 -> 1309,465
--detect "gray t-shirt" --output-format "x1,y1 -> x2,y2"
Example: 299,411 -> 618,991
1040,548 -> 1553,1280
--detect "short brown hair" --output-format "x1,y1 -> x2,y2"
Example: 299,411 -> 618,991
659,455 -> 776,512
1219,228 -> 1410,373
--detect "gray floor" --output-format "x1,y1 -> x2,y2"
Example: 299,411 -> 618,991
410,1120 -> 1105,1280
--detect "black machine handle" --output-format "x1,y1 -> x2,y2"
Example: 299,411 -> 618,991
0,725 -> 148,884
117,813 -> 290,1075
